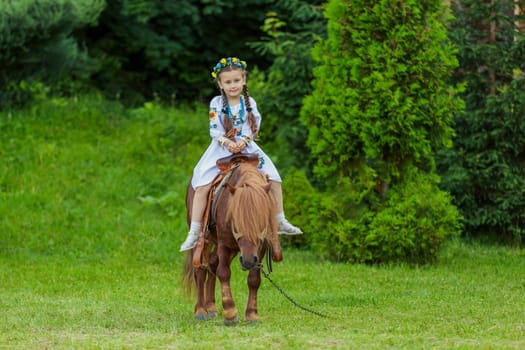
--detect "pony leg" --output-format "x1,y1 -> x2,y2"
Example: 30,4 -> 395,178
216,249 -> 239,325
205,254 -> 219,318
245,268 -> 262,322
269,232 -> 283,262
193,267 -> 208,320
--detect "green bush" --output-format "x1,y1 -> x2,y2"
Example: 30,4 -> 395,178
304,169 -> 462,265
366,171 -> 462,264
280,168 -> 322,248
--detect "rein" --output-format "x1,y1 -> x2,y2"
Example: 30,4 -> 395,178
259,255 -> 329,319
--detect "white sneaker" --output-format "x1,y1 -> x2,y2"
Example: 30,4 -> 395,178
180,231 -> 200,252
278,220 -> 303,235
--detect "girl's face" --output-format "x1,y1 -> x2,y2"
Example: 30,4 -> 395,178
217,69 -> 245,100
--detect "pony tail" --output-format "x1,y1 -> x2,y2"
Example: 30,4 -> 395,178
221,89 -> 234,137
243,85 -> 258,140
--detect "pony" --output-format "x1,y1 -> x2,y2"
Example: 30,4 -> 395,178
182,161 -> 278,325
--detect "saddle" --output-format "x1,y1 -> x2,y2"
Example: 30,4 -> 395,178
216,153 -> 260,174
192,153 -> 260,268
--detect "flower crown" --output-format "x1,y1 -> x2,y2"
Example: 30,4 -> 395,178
211,57 -> 247,78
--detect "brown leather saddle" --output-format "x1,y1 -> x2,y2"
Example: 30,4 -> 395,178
216,153 -> 260,174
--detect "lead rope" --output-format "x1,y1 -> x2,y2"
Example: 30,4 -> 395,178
260,254 -> 328,319
204,241 -> 328,318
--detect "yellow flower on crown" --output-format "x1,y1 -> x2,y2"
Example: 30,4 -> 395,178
211,57 -> 248,79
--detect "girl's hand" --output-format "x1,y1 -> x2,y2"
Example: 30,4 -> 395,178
226,140 -> 240,153
235,140 -> 247,152
226,140 -> 247,154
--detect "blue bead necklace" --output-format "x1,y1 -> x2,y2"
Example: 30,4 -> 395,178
225,97 -> 245,126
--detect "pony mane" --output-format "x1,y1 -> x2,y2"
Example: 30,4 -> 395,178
226,163 -> 277,244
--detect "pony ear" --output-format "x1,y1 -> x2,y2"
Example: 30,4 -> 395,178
263,182 -> 272,193
227,183 -> 236,194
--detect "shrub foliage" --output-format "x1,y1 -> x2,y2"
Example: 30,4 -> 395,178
0,0 -> 104,106
248,0 -> 326,173
438,0 -> 525,245
77,0 -> 275,104
298,0 -> 464,264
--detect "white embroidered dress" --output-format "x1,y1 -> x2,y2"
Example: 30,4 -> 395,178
191,95 -> 281,189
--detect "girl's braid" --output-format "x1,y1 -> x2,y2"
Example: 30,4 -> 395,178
243,85 -> 259,140
221,88 -> 235,138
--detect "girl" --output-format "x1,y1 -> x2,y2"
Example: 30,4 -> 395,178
180,57 -> 302,252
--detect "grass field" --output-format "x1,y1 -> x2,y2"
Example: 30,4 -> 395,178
1,96 -> 524,349
1,242 -> 524,349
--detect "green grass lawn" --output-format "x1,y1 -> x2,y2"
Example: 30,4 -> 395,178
1,242 -> 524,349
1,96 -> 524,349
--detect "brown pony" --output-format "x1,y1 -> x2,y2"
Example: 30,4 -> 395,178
182,162 -> 277,325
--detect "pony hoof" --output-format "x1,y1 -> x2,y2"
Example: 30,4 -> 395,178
194,313 -> 208,321
245,314 -> 260,323
224,315 -> 239,326
207,311 -> 218,319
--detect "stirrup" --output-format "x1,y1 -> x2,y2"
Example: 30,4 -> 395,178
193,236 -> 206,268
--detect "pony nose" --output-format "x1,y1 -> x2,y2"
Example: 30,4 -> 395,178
239,255 -> 258,270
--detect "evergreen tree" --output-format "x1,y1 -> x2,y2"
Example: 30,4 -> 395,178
438,0 -> 525,244
299,0 -> 464,264
0,0 -> 104,106
303,0 -> 463,183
